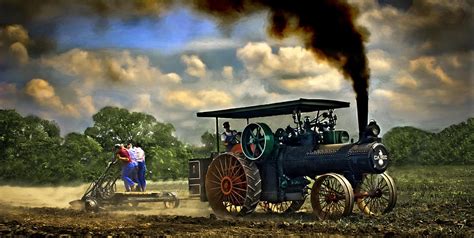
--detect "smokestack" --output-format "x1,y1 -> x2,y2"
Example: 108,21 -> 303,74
356,94 -> 368,140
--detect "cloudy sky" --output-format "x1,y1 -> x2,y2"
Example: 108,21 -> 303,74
0,0 -> 472,144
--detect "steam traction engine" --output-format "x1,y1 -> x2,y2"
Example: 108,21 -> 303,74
193,98 -> 396,219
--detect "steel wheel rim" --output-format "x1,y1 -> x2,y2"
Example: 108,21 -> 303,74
206,154 -> 248,215
356,173 -> 396,215
311,174 -> 354,219
164,200 -> 175,208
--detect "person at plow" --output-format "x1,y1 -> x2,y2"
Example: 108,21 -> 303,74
135,143 -> 147,192
115,144 -> 137,192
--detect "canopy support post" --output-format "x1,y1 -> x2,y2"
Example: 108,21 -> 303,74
215,117 -> 219,153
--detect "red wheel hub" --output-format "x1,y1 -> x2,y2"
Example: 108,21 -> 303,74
221,176 -> 233,195
325,193 -> 338,203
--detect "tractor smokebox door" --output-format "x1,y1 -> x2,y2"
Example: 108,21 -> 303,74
242,122 -> 275,161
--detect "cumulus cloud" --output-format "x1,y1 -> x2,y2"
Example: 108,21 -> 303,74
181,54 -> 207,79
9,42 -> 29,65
279,73 -> 343,93
0,25 -> 30,65
165,89 -> 232,110
237,42 -> 279,76
236,42 -> 345,93
394,72 -> 418,89
222,66 -> 234,80
132,93 -> 153,113
2,25 -> 29,44
79,96 -> 97,115
25,79 -> 79,117
42,49 -> 182,96
368,49 -> 393,75
373,89 -> 417,112
409,56 -> 455,86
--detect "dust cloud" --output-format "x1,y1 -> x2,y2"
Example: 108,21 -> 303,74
0,184 -> 211,217
0,185 -> 88,208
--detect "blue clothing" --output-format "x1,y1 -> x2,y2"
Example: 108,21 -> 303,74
122,162 -> 136,191
127,148 -> 138,164
221,130 -> 238,152
137,161 -> 147,191
127,148 -> 139,183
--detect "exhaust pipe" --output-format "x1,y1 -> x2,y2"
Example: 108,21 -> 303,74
356,94 -> 368,141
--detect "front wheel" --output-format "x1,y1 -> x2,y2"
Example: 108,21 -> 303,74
355,172 -> 397,215
311,173 -> 354,220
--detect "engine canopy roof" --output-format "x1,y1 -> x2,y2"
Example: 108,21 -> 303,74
197,98 -> 350,119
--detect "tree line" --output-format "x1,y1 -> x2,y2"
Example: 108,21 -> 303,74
0,107 -> 471,184
383,118 -> 473,165
0,107 -> 213,184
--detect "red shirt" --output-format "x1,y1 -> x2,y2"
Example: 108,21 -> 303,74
117,147 -> 131,163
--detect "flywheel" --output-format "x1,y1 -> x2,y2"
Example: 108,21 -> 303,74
241,123 -> 275,161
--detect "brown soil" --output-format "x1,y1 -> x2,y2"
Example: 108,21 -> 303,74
0,185 -> 472,237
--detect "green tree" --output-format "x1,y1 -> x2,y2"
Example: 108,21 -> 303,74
0,110 -> 63,183
84,106 -> 192,180
59,133 -> 109,182
383,118 -> 474,165
190,130 -> 225,158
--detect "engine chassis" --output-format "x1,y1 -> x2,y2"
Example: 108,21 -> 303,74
193,98 -> 397,219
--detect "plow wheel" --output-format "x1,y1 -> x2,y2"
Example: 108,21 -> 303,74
97,171 -> 119,200
259,200 -> 305,214
205,153 -> 261,217
98,181 -> 117,200
311,173 -> 354,220
164,193 -> 180,209
355,172 -> 397,215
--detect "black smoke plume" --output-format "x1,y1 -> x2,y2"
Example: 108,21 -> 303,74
0,0 -> 371,136
188,0 -> 370,138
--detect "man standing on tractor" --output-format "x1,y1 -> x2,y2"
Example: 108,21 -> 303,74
221,121 -> 240,152
115,144 -> 137,192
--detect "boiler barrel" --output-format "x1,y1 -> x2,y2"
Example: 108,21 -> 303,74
282,142 -> 389,178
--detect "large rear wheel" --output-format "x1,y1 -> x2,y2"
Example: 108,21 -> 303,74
205,153 -> 261,217
311,173 -> 354,220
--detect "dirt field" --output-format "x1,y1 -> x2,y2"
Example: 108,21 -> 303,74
0,166 -> 473,237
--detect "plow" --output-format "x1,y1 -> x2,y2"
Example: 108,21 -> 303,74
69,159 -> 179,212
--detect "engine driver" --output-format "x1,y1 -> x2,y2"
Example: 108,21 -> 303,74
221,121 -> 240,152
